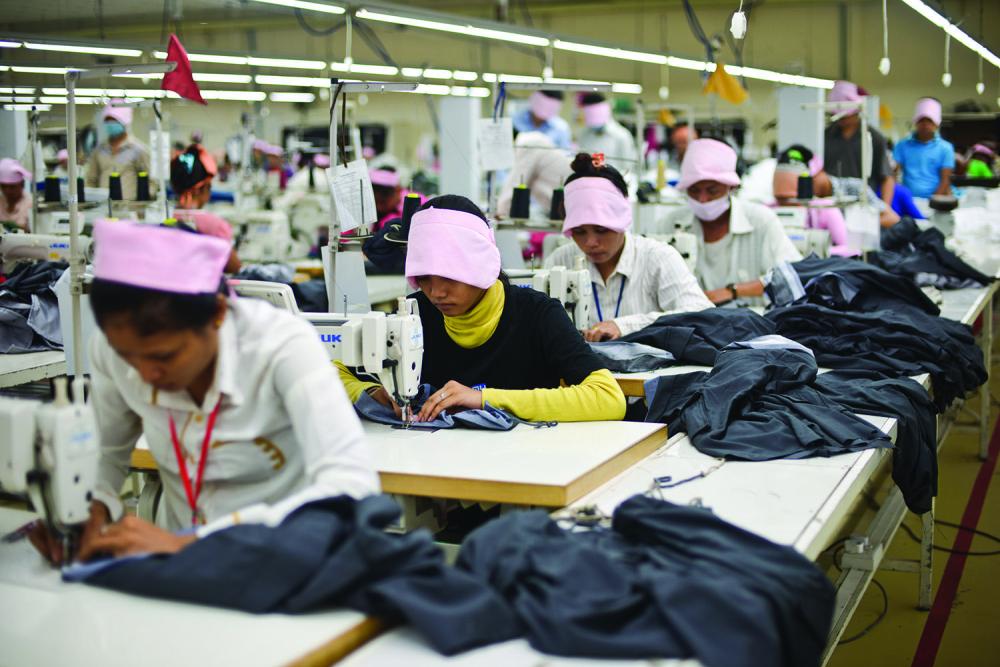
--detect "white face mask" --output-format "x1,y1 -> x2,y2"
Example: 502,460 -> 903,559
686,195 -> 731,222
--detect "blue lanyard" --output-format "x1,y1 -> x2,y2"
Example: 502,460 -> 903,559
592,278 -> 626,323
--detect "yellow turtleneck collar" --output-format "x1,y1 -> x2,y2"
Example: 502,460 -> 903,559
443,280 -> 505,349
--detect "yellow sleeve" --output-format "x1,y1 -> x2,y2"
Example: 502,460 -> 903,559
481,369 -> 626,423
334,361 -> 381,403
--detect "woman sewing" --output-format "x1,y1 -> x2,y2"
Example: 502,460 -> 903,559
545,153 -> 712,342
30,221 -> 378,564
338,195 -> 626,423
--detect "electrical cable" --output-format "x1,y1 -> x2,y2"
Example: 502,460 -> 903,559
294,8 -> 344,36
838,579 -> 889,644
900,519 -> 1000,556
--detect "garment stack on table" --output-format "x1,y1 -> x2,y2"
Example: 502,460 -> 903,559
71,494 -> 834,667
874,219 -> 995,290
0,261 -> 66,353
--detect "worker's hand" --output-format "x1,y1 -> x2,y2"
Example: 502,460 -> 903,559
78,515 -> 197,562
417,381 -> 483,423
369,387 -> 403,419
584,321 -> 622,342
27,500 -> 109,566
879,208 -> 900,228
705,287 -> 734,305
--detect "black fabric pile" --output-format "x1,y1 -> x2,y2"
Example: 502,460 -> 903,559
0,261 -> 66,353
588,340 -> 675,372
457,495 -> 835,667
80,495 -> 520,656
766,303 -> 986,410
644,343 -> 892,461
788,254 -> 940,315
816,370 -> 938,514
872,220 -> 994,290
620,308 -> 775,366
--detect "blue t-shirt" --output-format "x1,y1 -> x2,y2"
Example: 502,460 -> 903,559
511,107 -> 572,150
892,134 -> 955,198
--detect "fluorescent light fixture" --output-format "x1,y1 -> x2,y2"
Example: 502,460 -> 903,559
194,73 -> 253,83
330,61 -> 399,76
422,68 -> 453,80
448,86 -> 491,98
154,50 -> 247,65
0,87 -> 35,94
544,76 -> 607,85
39,96 -> 104,104
611,83 -> 643,94
248,0 -> 344,14
0,96 -> 34,102
411,84 -> 451,95
0,40 -> 22,48
43,87 -> 127,95
200,90 -> 267,101
497,74 -> 544,83
401,68 -> 424,78
123,89 -> 169,98
899,0 -> 1000,68
482,73 -> 497,83
270,91 -> 316,102
665,56 -> 710,72
553,39 -> 666,65
356,9 -> 549,47
247,56 -> 326,70
453,70 -> 478,81
0,66 -> 8,72
11,66 -> 71,74
255,74 -> 328,87
24,41 -> 142,57
4,104 -> 51,111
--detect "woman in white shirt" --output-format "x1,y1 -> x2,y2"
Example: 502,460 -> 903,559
545,153 -> 712,342
31,220 -> 378,564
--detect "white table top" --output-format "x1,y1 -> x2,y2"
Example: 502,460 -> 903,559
0,508 -> 377,667
367,421 -> 667,507
339,628 -> 702,667
937,281 -> 998,324
0,350 -> 66,389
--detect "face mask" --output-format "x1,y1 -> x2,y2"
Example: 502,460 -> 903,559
104,121 -> 126,139
687,194 -> 731,222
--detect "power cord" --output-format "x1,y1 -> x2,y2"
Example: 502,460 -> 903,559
900,519 -> 1000,556
838,579 -> 889,644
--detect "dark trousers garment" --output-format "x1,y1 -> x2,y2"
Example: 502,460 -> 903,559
79,495 -> 520,656
816,370 -> 938,513
766,302 -> 986,410
873,221 -> 994,289
0,260 -> 66,353
644,345 -> 892,461
619,308 -> 776,366
588,340 -> 675,372
457,495 -> 835,667
788,254 -> 940,315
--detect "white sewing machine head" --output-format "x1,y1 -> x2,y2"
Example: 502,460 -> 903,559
228,280 -> 424,414
0,232 -> 93,264
0,378 -> 98,543
507,265 -> 591,331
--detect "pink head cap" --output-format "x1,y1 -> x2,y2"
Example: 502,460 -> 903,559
582,101 -> 612,129
370,169 -> 401,188
677,139 -> 741,191
808,154 -> 824,177
102,103 -> 133,127
264,143 -> 283,157
972,143 -> 995,158
0,158 -> 31,184
57,148 -> 69,162
93,220 -> 230,294
313,153 -> 331,168
530,91 -> 562,121
562,177 -> 632,236
405,207 -> 501,290
913,98 -> 942,126
252,138 -> 270,152
828,80 -> 863,117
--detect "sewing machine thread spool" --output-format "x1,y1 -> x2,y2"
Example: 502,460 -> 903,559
510,184 -> 530,220
796,173 -> 813,200
108,173 -> 123,201
136,172 -> 150,201
44,175 -> 60,203
549,188 -> 565,221
399,192 -> 421,240
77,178 -> 86,203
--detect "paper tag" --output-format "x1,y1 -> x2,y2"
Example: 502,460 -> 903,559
148,130 -> 170,181
477,118 -> 515,172
326,159 -> 377,233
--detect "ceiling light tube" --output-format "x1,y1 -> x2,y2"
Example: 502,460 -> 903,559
0,40 -> 22,48
193,73 -> 254,83
270,91 -> 317,102
4,104 -> 51,111
401,68 -> 424,78
0,87 -> 35,94
553,39 -> 666,65
611,83 -> 643,94
24,41 -> 142,57
255,74 -> 329,87
452,70 -> 478,81
200,90 -> 268,101
247,56 -> 326,70
11,66 -> 72,74
356,9 -> 549,47
154,50 -> 247,65
330,61 -> 399,76
899,0 -> 1000,68
422,68 -> 453,80
248,0 -> 344,14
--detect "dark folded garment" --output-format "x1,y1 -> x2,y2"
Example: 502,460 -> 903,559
620,308 -> 775,366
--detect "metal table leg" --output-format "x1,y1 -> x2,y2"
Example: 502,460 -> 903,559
980,295 -> 994,461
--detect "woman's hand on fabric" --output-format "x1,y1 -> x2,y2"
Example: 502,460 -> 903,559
704,287 -> 733,305
77,515 -> 197,562
28,500 -> 110,566
416,381 -> 483,422
584,321 -> 622,342
369,386 -> 403,418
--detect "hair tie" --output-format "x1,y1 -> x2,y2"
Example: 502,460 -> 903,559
179,153 -> 195,174
591,153 -> 605,168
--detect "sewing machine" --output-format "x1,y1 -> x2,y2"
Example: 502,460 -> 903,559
506,265 -> 591,330
227,210 -> 302,263
229,280 -> 424,421
0,378 -> 98,556
773,206 -> 832,258
648,230 -> 699,272
0,231 -> 93,266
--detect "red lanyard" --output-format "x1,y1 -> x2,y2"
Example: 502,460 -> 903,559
168,398 -> 223,526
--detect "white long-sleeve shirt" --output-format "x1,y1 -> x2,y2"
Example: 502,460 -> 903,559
663,198 -> 802,292
90,297 -> 380,534
576,119 -> 639,191
497,132 -> 573,219
544,232 -> 713,336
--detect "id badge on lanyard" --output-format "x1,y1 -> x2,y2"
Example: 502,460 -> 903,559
168,398 -> 223,527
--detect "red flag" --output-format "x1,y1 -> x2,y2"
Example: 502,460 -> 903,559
161,34 -> 206,105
